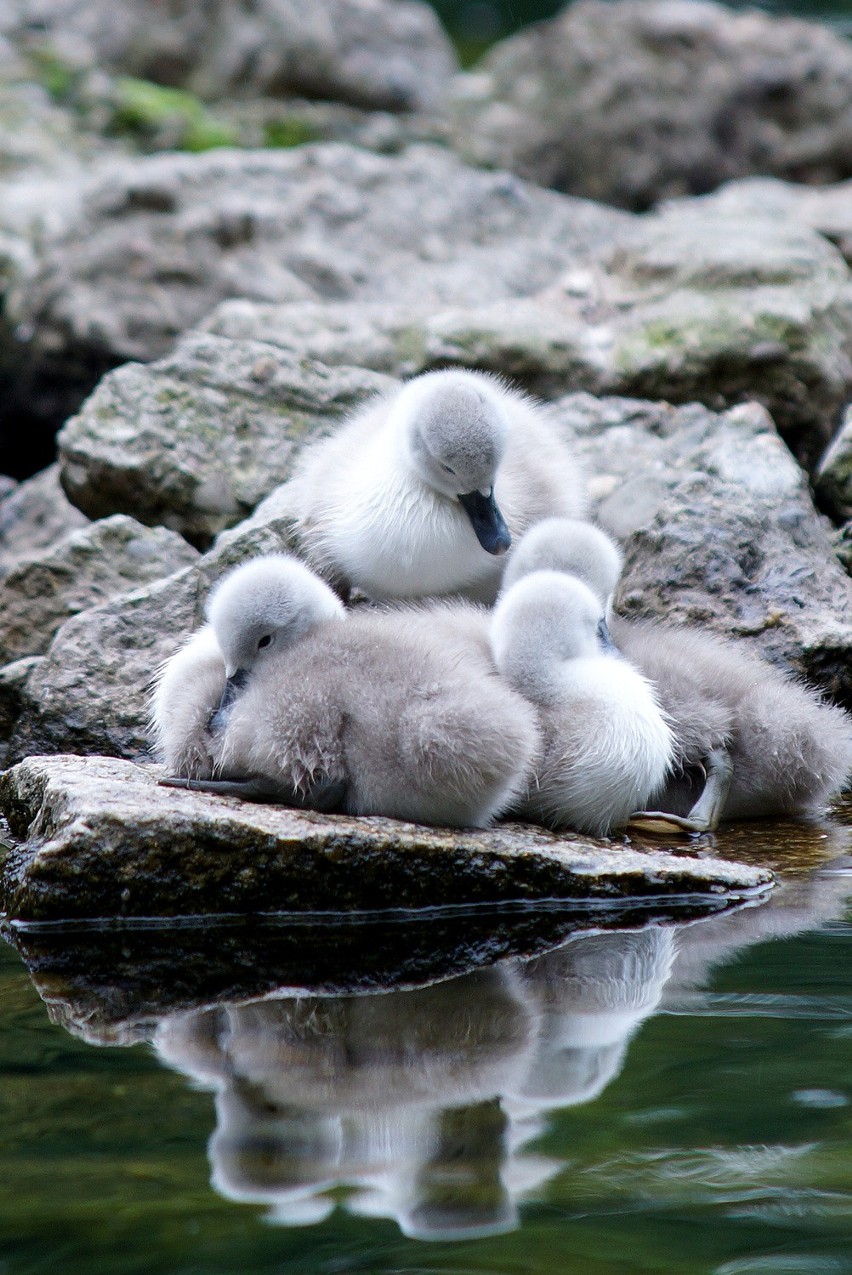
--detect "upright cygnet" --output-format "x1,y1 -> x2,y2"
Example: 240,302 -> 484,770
491,571 -> 674,837
153,554 -> 540,829
278,369 -> 586,603
505,518 -> 852,831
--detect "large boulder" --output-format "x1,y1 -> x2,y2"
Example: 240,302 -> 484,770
7,143 -> 852,475
450,0 -> 852,210
0,58 -> 122,475
203,201 -> 852,469
0,513 -> 198,665
0,464 -> 89,575
660,176 -> 852,270
616,474 -> 852,706
5,505 -> 302,761
1,143 -> 628,442
0,0 -> 458,111
57,335 -> 393,544
561,393 -> 852,705
0,754 -> 774,922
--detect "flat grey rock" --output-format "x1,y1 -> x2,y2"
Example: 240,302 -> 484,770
0,754 -> 774,922
0,513 -> 199,666
57,335 -> 393,543
1,0 -> 458,111
450,0 -> 852,209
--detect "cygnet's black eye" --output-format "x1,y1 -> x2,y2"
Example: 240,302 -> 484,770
441,463 -> 456,476
257,634 -> 274,650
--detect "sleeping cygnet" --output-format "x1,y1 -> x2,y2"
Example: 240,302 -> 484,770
276,368 -> 586,603
490,571 -> 674,837
154,554 -> 540,828
503,518 -> 852,831
150,554 -> 344,799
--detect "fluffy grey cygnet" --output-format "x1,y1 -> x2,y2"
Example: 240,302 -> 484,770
150,554 -> 344,789
152,554 -> 539,828
505,518 -> 852,830
491,570 -> 674,837
277,369 -> 586,603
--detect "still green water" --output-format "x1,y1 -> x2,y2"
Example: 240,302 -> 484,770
1,821 -> 850,1275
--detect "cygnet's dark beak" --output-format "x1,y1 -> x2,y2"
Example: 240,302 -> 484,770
209,667 -> 249,732
597,616 -> 621,657
458,488 -> 512,556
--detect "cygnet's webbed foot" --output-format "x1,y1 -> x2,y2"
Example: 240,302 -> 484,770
159,774 -> 348,812
626,809 -> 714,838
626,746 -> 733,837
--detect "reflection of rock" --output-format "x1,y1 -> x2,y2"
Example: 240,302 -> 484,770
5,901 -> 756,1046
14,852 -> 850,1241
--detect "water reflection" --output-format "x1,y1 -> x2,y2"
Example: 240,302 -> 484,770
155,966 -> 548,1239
151,923 -> 711,1237
149,842 -> 851,1239
6,818 -> 851,1244
508,928 -> 675,1116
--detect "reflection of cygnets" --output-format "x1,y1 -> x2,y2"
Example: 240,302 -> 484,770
491,570 -> 673,835
507,927 -> 676,1113
504,518 -> 852,831
281,369 -> 586,602
153,555 -> 539,827
664,833 -> 852,1004
154,968 -> 543,1240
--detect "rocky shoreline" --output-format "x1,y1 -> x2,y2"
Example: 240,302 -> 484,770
2,0 -> 852,919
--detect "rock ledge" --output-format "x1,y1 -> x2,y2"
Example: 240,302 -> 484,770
0,755 -> 773,921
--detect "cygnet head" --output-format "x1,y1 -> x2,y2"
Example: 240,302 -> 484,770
208,554 -> 344,685
501,518 -> 622,606
395,370 -> 512,556
491,571 -> 614,699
